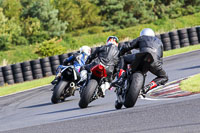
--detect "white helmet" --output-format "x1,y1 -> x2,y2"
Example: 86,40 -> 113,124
80,45 -> 91,56
140,28 -> 155,37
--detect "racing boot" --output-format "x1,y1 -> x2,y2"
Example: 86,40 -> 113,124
111,69 -> 126,87
51,76 -> 60,85
142,81 -> 157,95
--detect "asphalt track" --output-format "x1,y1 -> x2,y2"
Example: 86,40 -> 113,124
1,50 -> 200,133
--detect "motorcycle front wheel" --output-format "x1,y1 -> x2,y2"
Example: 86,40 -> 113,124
79,79 -> 98,108
51,80 -> 69,104
124,72 -> 144,108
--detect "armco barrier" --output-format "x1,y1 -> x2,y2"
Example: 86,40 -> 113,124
0,26 -> 200,86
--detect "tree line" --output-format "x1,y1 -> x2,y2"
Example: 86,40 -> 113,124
0,0 -> 199,51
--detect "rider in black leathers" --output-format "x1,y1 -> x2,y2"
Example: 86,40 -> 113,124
84,36 -> 120,82
114,28 -> 168,95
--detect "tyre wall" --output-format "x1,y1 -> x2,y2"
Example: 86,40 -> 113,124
0,26 -> 200,86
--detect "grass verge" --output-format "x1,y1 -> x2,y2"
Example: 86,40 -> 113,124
180,74 -> 200,93
0,44 -> 200,96
0,76 -> 54,96
163,44 -> 200,57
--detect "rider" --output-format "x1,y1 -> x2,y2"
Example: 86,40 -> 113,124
51,45 -> 91,85
82,36 -> 120,95
113,28 -> 168,95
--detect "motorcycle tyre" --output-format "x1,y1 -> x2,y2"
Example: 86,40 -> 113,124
51,80 -> 68,104
124,72 -> 144,108
79,79 -> 97,108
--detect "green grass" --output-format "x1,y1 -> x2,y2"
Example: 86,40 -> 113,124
163,44 -> 200,57
0,76 -> 54,96
180,74 -> 200,93
0,45 -> 200,96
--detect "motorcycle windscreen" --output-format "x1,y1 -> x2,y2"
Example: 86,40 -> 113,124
91,64 -> 107,78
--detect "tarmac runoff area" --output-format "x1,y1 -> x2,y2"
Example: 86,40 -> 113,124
148,78 -> 197,98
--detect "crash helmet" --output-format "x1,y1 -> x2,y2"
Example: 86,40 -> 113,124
79,45 -> 91,56
106,36 -> 119,46
140,28 -> 155,37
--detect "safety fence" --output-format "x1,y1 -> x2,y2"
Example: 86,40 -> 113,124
0,26 -> 200,86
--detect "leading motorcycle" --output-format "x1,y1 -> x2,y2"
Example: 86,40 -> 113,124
114,52 -> 154,109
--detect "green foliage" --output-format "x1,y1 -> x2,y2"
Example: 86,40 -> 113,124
0,0 -> 22,20
54,0 -> 101,31
22,17 -> 49,44
0,34 -> 11,50
1,12 -> 200,65
36,38 -> 67,57
21,0 -> 67,37
88,26 -> 104,34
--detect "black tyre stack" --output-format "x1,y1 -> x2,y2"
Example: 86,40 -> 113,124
40,57 -> 52,77
2,65 -> 14,85
50,55 -> 60,75
21,61 -> 33,81
187,27 -> 199,45
195,27 -> 200,43
59,53 -> 69,65
161,33 -> 171,51
178,29 -> 190,47
169,31 -> 180,49
0,67 -> 4,86
30,59 -> 43,79
11,63 -> 24,83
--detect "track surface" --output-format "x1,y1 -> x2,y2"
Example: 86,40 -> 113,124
1,50 -> 200,133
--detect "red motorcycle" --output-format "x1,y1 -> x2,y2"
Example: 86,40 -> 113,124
79,63 -> 110,108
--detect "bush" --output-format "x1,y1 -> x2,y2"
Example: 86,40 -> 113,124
12,35 -> 29,45
28,31 -> 50,44
88,26 -> 104,34
35,38 -> 67,57
0,34 -> 11,50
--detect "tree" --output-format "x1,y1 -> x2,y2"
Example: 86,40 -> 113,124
0,0 -> 22,20
21,0 -> 67,37
92,0 -> 139,30
54,0 -> 101,31
54,0 -> 82,31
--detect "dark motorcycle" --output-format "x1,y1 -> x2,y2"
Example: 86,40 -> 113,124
51,65 -> 80,104
79,63 -> 110,108
114,52 -> 154,109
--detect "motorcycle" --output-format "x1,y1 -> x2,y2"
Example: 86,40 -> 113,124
51,65 -> 81,104
114,52 -> 154,109
79,63 -> 110,108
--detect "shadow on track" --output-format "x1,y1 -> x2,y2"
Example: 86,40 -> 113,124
55,109 -> 117,121
21,102 -> 52,108
21,99 -> 76,109
36,107 -> 81,116
179,65 -> 200,70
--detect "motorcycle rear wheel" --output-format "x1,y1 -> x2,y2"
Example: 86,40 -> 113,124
51,80 -> 69,104
124,72 -> 144,108
79,79 -> 98,108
